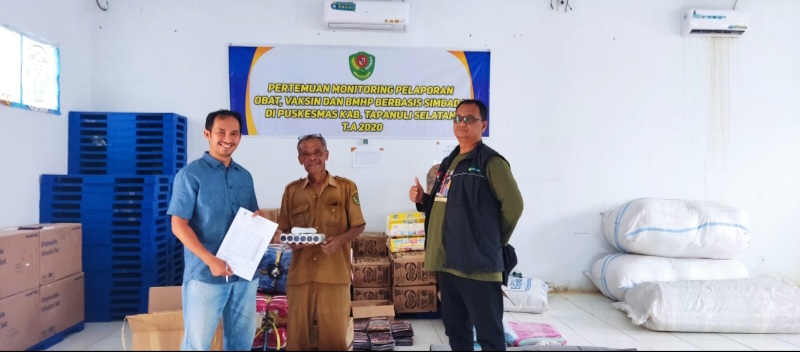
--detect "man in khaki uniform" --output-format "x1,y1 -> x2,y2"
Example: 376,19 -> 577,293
276,133 -> 366,351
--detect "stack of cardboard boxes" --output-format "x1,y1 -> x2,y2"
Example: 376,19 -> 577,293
385,212 -> 438,314
389,251 -> 437,314
352,232 -> 392,301
0,223 -> 84,350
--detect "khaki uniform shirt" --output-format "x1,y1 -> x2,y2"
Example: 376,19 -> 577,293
279,173 -> 365,286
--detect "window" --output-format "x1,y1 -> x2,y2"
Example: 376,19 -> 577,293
0,24 -> 60,114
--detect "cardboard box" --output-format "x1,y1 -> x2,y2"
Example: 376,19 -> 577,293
390,251 -> 437,286
39,272 -> 84,341
32,223 -> 82,285
259,208 -> 280,223
309,317 -> 353,350
0,228 -> 40,300
353,287 -> 392,301
351,300 -> 395,319
124,286 -> 223,351
388,236 -> 425,253
0,288 -> 40,350
352,256 -> 391,288
352,232 -> 388,257
392,285 -> 438,313
386,212 -> 425,237
426,164 -> 440,194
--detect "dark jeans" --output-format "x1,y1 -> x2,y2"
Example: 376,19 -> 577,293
439,271 -> 506,351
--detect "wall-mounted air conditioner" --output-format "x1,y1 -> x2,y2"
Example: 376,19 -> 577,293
324,1 -> 409,32
682,9 -> 749,37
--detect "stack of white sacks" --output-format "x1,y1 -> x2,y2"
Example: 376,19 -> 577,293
588,197 -> 800,333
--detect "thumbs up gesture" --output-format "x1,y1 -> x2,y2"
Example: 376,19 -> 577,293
409,177 -> 424,204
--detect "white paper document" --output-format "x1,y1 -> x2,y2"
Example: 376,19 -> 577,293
216,207 -> 278,281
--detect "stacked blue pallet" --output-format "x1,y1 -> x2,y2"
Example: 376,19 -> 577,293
68,112 -> 187,175
166,220 -> 184,285
40,175 -> 174,322
37,111 -> 189,323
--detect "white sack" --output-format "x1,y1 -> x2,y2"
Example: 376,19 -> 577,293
502,277 -> 550,313
613,276 -> 800,333
602,198 -> 750,259
586,253 -> 749,301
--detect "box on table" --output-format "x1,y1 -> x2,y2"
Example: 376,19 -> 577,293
390,251 -> 436,286
0,227 -> 40,300
39,272 -> 84,341
352,256 -> 391,288
31,223 -> 82,285
124,286 -> 223,351
392,285 -> 438,313
352,232 -> 388,257
353,287 -> 392,301
0,288 -> 40,350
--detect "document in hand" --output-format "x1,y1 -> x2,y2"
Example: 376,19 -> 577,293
216,207 -> 278,281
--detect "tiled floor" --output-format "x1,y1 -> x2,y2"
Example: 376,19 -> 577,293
45,292 -> 800,351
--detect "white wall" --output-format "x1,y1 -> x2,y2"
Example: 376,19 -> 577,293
4,0 -> 799,291
0,0 -> 95,228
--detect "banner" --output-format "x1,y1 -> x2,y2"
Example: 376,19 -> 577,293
229,45 -> 490,138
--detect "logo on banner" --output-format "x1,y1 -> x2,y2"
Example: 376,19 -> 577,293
349,51 -> 375,81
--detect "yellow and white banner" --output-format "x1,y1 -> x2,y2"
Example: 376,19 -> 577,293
229,45 -> 491,138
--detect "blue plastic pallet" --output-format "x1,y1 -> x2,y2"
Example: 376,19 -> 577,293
41,195 -> 171,205
68,112 -> 187,176
27,322 -> 85,351
40,213 -> 169,232
68,112 -> 186,137
85,284 -> 155,305
82,231 -> 169,246
81,218 -> 170,232
42,174 -> 173,185
84,261 -> 170,278
39,187 -> 171,201
41,206 -> 168,220
84,240 -> 169,263
85,304 -> 145,322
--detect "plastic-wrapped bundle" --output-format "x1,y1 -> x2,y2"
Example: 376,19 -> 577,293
258,273 -> 278,294
257,244 -> 289,293
472,318 -> 518,347
253,324 -> 287,351
507,322 -> 566,346
275,274 -> 288,295
386,212 -> 426,237
254,293 -> 287,350
279,248 -> 292,271
265,295 -> 289,326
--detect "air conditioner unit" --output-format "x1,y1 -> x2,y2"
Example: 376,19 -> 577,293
682,9 -> 750,37
324,1 -> 409,31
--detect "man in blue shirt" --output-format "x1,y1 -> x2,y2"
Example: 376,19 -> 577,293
167,109 -> 260,351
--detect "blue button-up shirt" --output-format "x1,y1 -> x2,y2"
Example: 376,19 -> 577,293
167,152 -> 259,283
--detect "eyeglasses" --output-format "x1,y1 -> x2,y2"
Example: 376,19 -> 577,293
298,133 -> 323,141
453,116 -> 483,124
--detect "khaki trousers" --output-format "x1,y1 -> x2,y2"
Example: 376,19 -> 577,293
286,282 -> 351,351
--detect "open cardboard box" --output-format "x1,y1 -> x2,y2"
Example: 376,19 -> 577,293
123,286 -> 223,351
351,299 -> 395,319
